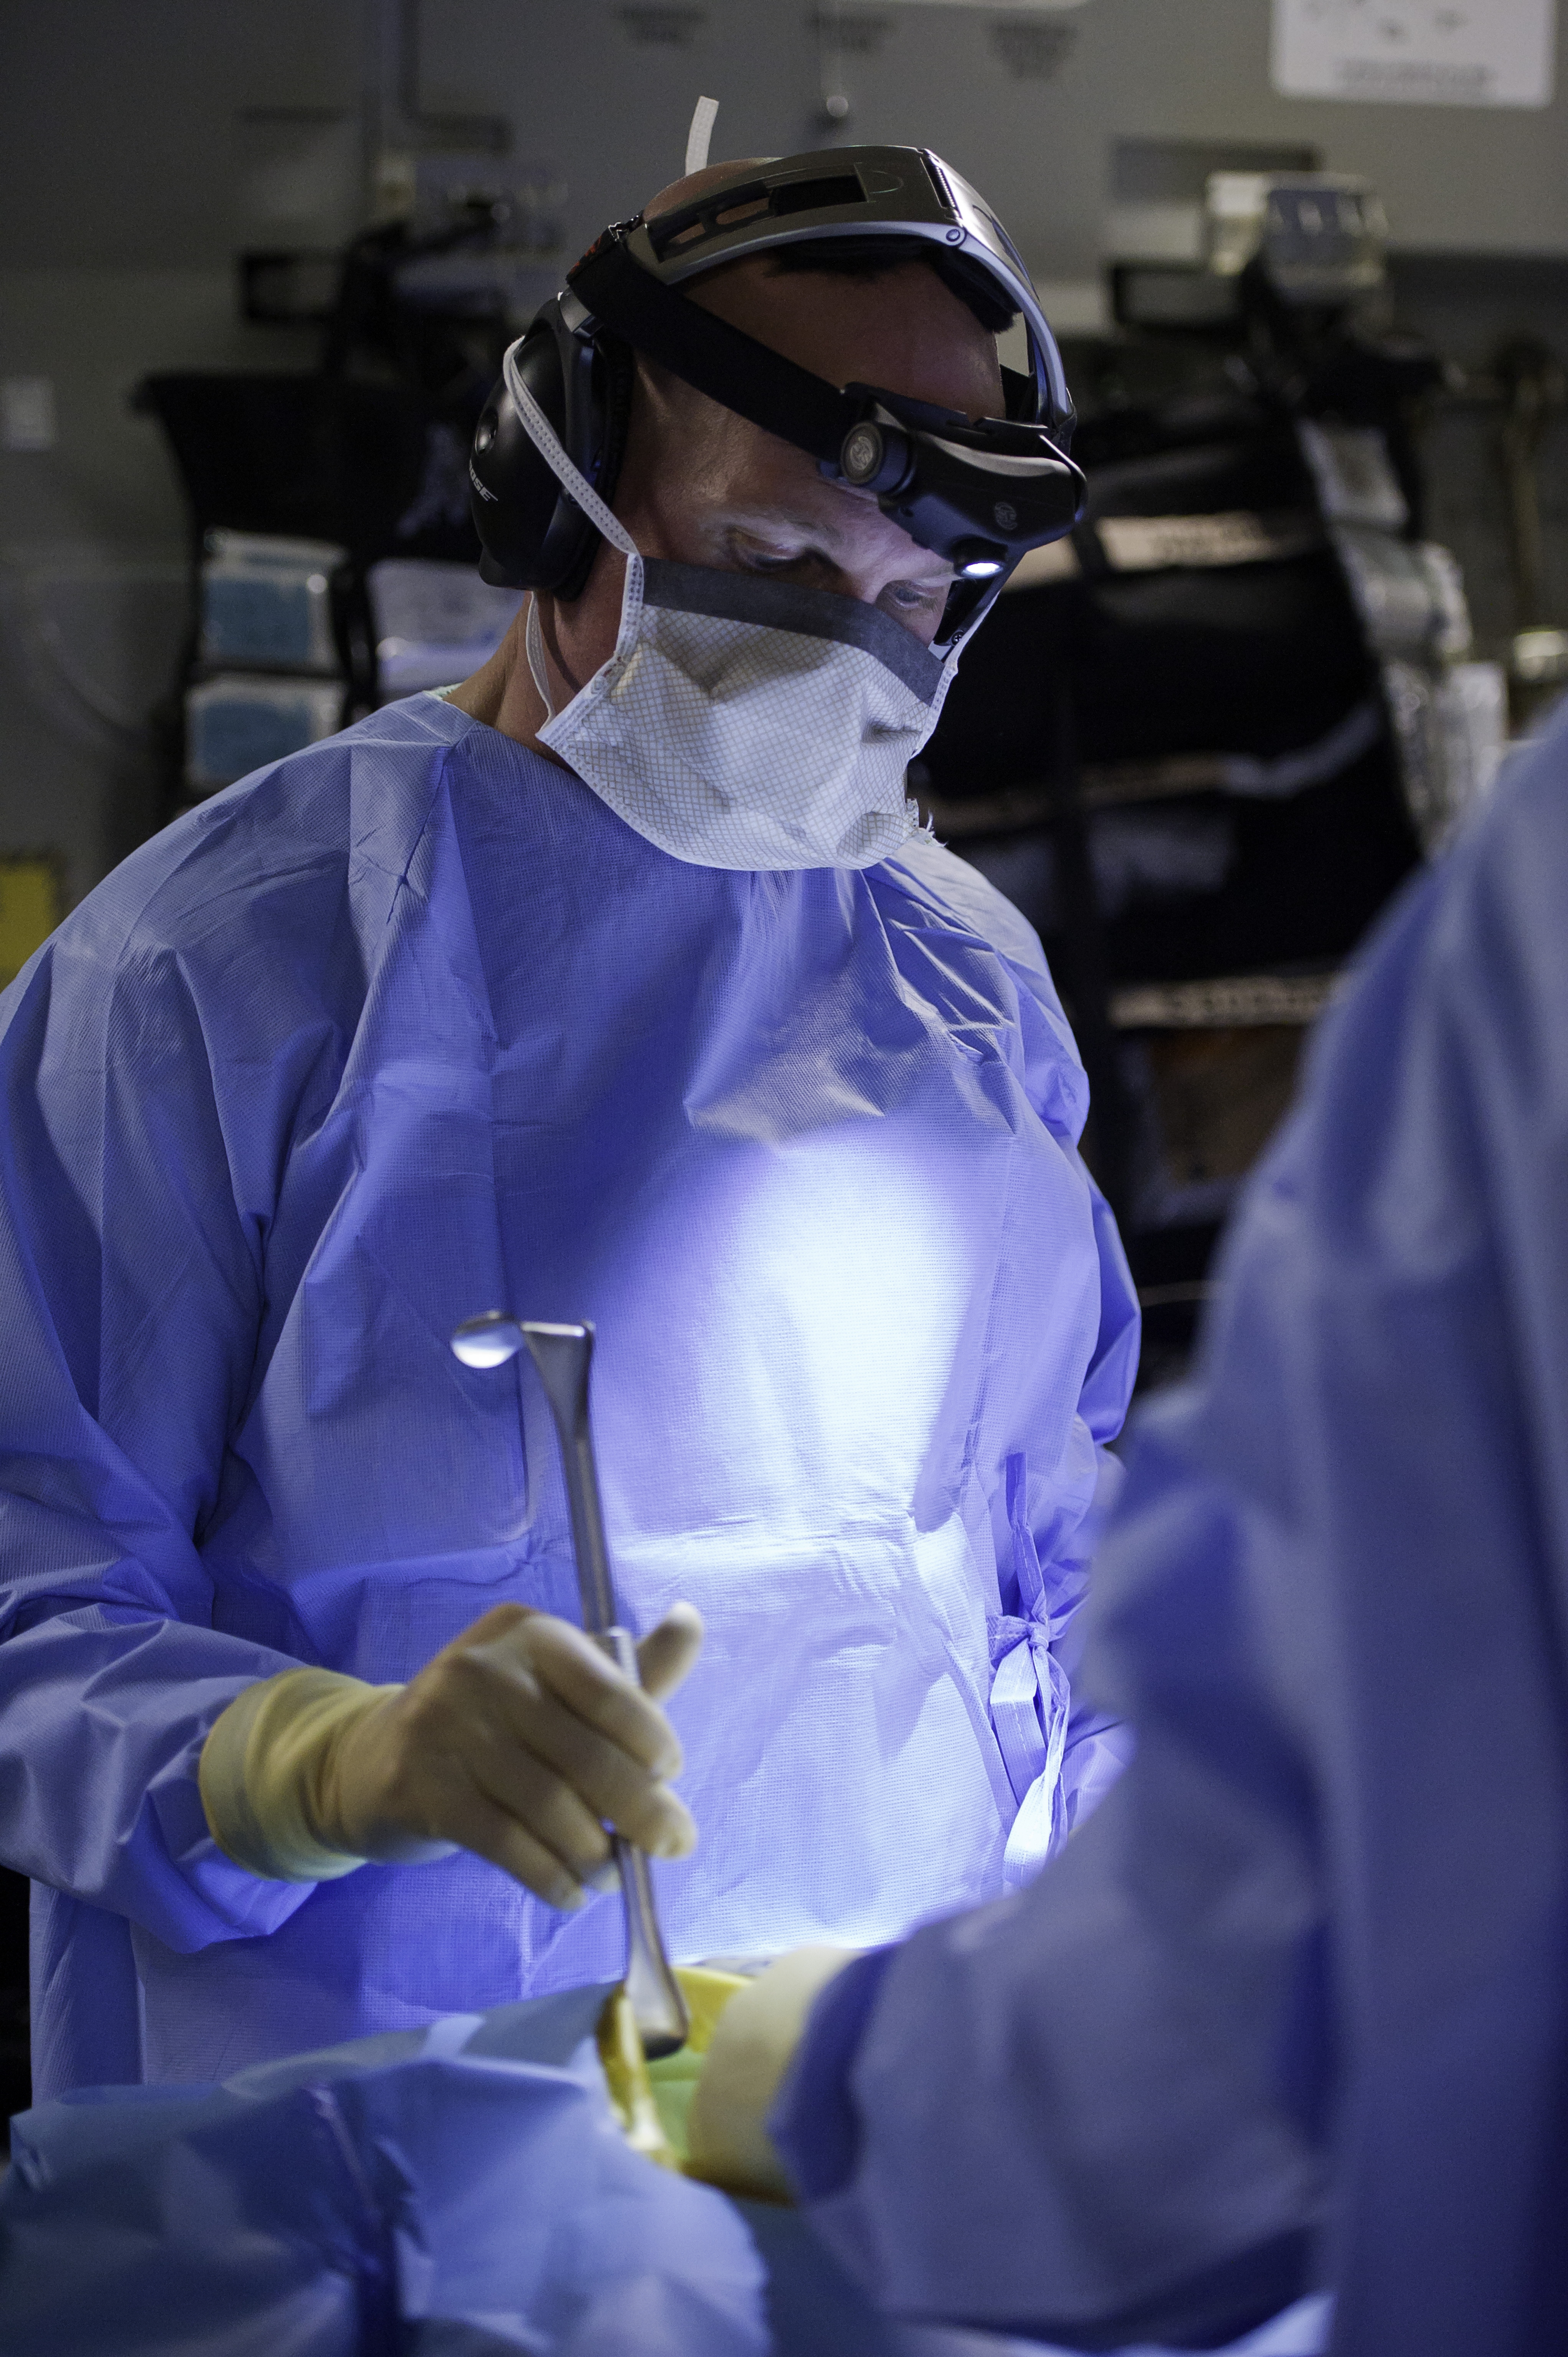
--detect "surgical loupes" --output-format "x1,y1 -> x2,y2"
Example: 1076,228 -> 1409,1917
450,1310 -> 690,2059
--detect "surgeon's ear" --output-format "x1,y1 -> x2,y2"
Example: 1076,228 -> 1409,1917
635,1602 -> 704,1701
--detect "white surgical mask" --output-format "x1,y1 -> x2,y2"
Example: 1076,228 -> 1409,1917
505,346 -> 966,873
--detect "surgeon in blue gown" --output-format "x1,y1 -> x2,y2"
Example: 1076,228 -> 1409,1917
688,704 -> 1568,2357
0,162 -> 1136,2102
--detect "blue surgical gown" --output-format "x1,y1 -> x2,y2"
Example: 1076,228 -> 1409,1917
773,704 -> 1568,2357
0,692 -> 1137,2099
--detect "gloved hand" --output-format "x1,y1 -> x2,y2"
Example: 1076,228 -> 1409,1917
685,1945 -> 857,2199
199,1600 -> 703,1910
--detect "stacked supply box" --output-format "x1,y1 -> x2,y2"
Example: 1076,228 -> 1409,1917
367,559 -> 523,699
184,532 -> 349,796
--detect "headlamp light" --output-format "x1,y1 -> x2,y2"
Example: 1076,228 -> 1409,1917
952,543 -> 1008,580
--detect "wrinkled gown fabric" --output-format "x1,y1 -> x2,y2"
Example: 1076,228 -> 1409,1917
0,691 -> 1137,2098
0,1984 -> 772,2357
774,702 -> 1568,2357
0,1981 -> 1328,2357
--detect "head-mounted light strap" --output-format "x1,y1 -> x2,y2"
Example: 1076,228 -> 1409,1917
569,230 -> 859,469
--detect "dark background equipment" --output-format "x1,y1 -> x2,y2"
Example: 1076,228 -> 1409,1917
135,177 -> 529,823
916,169 -> 1496,1391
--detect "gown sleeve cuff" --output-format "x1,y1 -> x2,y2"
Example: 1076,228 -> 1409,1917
767,1943 -> 898,2202
198,1667 -> 400,1883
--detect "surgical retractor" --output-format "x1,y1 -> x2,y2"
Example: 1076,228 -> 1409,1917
450,1311 -> 691,2060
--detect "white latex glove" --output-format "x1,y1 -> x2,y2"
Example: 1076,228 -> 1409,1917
201,1600 -> 703,1909
685,1944 -> 858,2199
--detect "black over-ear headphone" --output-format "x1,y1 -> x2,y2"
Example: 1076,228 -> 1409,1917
468,297 -> 635,598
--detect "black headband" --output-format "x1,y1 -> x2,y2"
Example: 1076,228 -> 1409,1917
569,226 -> 867,469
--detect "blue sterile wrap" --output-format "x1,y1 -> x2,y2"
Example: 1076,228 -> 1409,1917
0,1984 -> 1330,2357
0,1985 -> 767,2356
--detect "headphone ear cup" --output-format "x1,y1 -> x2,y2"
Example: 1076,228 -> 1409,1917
551,332 -> 636,602
468,308 -> 601,592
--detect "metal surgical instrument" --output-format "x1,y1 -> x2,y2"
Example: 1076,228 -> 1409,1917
450,1310 -> 690,2059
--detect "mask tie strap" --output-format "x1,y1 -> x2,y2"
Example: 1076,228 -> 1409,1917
502,342 -> 639,559
524,596 -> 556,719
502,339 -> 646,669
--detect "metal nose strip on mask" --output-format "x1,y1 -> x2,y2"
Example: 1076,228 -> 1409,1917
640,560 -> 946,703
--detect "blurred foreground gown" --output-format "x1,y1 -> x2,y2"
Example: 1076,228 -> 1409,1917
0,692 -> 1136,2097
776,701 -> 1568,2357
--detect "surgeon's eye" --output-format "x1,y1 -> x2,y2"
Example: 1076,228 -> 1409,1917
729,532 -> 813,575
884,579 -> 946,612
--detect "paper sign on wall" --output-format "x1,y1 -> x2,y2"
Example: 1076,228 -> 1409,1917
1272,0 -> 1557,108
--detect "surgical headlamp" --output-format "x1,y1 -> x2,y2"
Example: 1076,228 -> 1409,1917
469,145 -> 1087,633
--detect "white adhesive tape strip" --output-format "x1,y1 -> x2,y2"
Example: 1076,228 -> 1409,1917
684,94 -> 719,177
